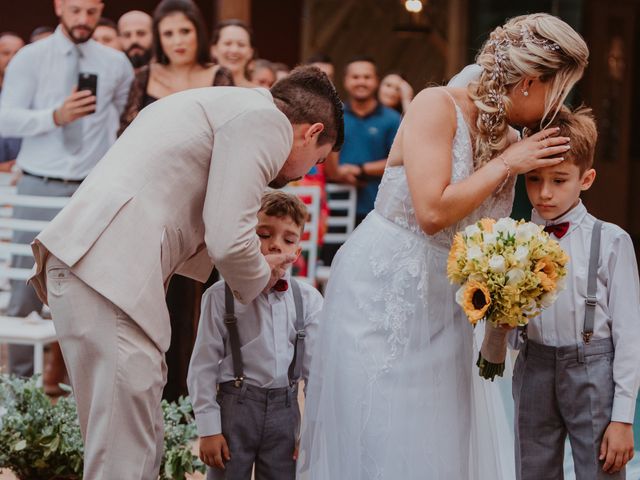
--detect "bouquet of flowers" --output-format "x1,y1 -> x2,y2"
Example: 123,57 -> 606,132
447,217 -> 569,380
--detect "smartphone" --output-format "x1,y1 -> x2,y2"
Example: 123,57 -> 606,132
77,72 -> 98,97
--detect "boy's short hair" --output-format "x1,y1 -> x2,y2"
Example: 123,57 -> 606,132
259,191 -> 308,235
546,106 -> 598,172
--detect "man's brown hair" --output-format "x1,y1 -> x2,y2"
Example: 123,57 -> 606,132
259,191 -> 308,234
548,105 -> 598,173
270,65 -> 344,152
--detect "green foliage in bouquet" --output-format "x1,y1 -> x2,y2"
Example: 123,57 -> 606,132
160,396 -> 205,480
0,375 -> 83,479
0,375 -> 205,480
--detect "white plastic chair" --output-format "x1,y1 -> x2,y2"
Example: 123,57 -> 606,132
0,190 -> 69,383
282,185 -> 321,285
316,183 -> 357,286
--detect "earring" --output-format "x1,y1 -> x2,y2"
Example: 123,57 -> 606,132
523,90 -> 529,97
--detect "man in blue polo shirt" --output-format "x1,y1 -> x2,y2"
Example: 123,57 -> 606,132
327,55 -> 401,224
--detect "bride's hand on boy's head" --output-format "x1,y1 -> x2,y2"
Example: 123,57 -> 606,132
501,127 -> 571,174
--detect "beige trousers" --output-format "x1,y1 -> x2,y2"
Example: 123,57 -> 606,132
46,255 -> 166,480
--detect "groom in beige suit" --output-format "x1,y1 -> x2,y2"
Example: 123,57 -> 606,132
29,66 -> 343,480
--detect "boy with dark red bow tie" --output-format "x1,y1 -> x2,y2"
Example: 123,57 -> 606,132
188,191 -> 323,480
512,106 -> 640,480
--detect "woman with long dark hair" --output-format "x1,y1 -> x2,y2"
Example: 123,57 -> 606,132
119,0 -> 233,133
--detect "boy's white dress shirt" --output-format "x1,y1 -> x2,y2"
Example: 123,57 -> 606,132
188,274 -> 323,437
527,200 -> 640,423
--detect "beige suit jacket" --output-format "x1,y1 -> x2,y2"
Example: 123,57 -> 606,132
30,87 -> 293,352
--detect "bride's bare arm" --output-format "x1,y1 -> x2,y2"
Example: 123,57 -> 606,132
403,89 -> 570,235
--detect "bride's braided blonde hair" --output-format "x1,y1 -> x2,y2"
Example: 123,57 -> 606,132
469,13 -> 589,167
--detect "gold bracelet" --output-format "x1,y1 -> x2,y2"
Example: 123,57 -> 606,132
499,155 -> 511,179
496,155 -> 511,192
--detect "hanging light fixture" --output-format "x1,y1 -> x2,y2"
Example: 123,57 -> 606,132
404,0 -> 423,13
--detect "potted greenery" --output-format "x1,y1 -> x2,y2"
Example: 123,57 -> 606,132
159,396 -> 205,480
0,375 -> 205,479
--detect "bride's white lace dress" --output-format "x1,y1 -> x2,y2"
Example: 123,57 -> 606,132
297,93 -> 517,480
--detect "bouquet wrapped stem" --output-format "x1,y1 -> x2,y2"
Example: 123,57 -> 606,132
477,323 -> 509,381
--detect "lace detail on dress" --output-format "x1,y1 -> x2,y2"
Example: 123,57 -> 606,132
374,100 -> 516,249
356,229 -> 429,375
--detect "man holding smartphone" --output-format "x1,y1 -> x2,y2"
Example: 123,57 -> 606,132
0,0 -> 133,385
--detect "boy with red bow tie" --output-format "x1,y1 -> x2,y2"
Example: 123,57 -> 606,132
188,191 -> 323,480
512,106 -> 640,479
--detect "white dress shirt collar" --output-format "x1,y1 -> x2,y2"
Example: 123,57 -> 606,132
531,199 -> 588,237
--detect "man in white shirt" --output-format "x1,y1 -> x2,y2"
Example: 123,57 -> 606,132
0,0 -> 133,381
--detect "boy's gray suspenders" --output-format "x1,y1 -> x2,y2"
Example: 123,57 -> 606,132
224,283 -> 245,387
579,220 -> 602,362
287,278 -> 306,387
223,279 -> 305,391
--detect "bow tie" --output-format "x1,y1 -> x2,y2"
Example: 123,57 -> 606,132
273,279 -> 289,292
544,222 -> 570,239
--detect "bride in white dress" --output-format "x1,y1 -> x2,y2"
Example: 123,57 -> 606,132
297,13 -> 589,480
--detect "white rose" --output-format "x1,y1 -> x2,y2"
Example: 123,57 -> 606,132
506,268 -> 525,286
489,255 -> 507,273
455,286 -> 465,306
522,298 -> 538,316
556,276 -> 567,290
540,291 -> 558,308
514,246 -> 530,266
467,246 -> 482,261
465,224 -> 481,238
516,222 -> 540,242
494,217 -> 517,237
483,232 -> 497,246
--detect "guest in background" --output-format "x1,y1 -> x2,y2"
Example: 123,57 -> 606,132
306,52 -> 334,83
93,17 -> 121,51
117,10 -> 153,69
0,32 -> 24,92
0,0 -> 133,391
119,0 -> 233,401
378,72 -> 414,115
251,58 -> 276,88
0,32 -> 25,172
119,0 -> 232,134
326,56 -> 401,225
210,19 -> 254,87
273,61 -> 290,81
29,26 -> 55,43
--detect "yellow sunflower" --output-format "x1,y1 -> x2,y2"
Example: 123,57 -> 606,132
462,280 -> 491,325
447,232 -> 466,281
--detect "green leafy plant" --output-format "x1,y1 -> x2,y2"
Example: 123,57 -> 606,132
160,396 -> 205,480
0,375 -> 83,479
0,375 -> 205,480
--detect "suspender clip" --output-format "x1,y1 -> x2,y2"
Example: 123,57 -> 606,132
585,296 -> 597,307
234,376 -> 245,388
582,331 -> 593,344
224,313 -> 237,325
296,329 -> 306,340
